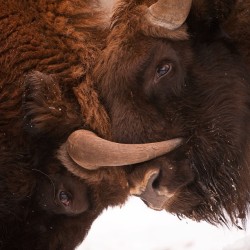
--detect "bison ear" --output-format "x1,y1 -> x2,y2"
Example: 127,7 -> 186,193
22,71 -> 81,140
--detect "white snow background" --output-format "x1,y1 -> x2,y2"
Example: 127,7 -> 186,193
77,197 -> 250,250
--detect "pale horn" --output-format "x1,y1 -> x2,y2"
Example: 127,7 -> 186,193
145,0 -> 192,30
61,130 -> 183,170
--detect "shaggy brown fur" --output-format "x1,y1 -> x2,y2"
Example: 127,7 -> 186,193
0,1 -> 128,249
1,0 -> 250,249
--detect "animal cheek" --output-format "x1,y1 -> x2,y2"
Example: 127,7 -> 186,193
156,159 -> 194,193
67,192 -> 90,215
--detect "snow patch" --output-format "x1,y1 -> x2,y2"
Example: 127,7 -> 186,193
77,197 -> 250,250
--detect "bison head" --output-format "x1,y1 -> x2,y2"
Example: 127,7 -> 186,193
60,0 -> 250,226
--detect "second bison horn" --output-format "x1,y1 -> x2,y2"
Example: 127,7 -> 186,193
145,0 -> 192,30
60,130 -> 182,170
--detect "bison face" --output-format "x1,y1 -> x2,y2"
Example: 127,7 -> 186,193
90,2 -> 250,225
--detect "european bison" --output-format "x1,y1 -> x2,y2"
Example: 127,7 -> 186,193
1,0 -> 250,249
92,0 -> 250,226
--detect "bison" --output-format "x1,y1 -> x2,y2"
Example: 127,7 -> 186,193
1,0 -> 250,249
92,0 -> 250,225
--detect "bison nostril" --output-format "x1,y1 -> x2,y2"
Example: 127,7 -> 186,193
152,170 -> 162,190
151,170 -> 172,195
137,170 -> 174,211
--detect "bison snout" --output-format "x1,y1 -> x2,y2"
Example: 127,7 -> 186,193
129,158 -> 194,211
136,169 -> 175,211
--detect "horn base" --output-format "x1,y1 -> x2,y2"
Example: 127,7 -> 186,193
145,0 -> 192,30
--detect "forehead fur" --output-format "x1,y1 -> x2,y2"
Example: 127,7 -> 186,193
110,0 -> 189,41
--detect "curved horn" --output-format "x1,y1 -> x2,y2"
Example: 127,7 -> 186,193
145,0 -> 192,30
62,130 -> 182,170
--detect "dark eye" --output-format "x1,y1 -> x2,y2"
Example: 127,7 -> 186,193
59,191 -> 72,207
156,64 -> 172,79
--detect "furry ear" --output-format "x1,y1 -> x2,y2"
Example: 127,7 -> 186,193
22,71 -> 81,140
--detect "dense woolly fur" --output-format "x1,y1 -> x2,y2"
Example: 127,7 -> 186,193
1,0 -> 250,249
95,0 -> 250,227
0,1 -> 128,249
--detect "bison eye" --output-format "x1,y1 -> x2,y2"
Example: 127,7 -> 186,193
156,64 -> 172,79
59,191 -> 72,207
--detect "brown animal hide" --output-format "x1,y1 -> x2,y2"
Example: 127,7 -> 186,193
1,0 -> 250,250
0,1 -> 128,249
